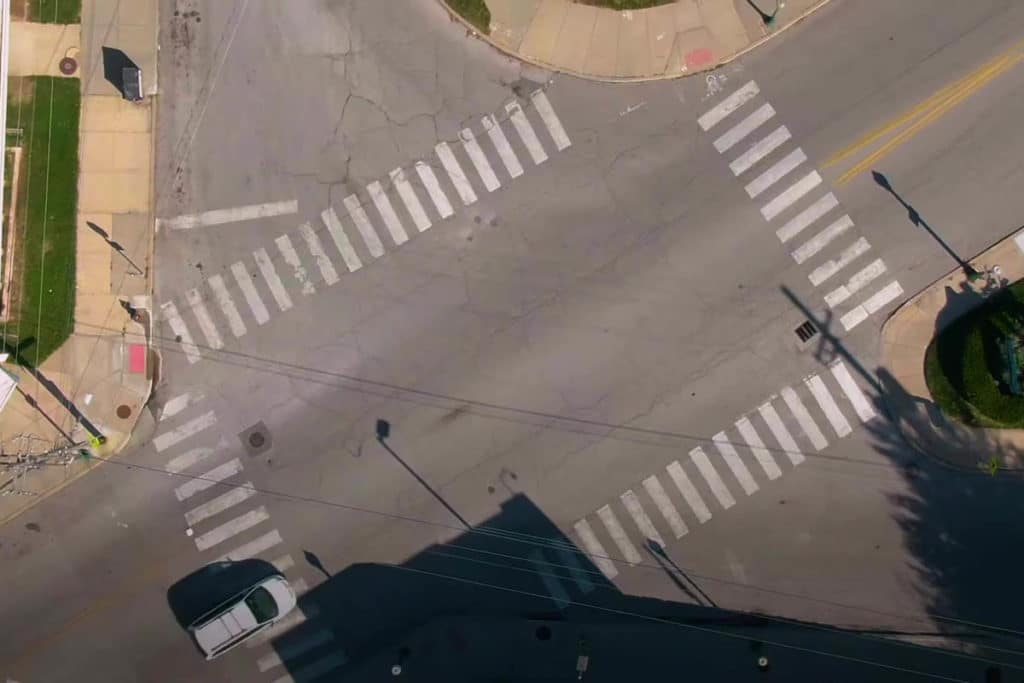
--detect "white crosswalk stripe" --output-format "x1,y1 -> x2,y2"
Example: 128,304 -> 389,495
460,128 -> 500,192
342,195 -> 385,258
159,391 -> 204,422
321,207 -> 364,272
620,489 -> 664,549
528,548 -> 570,609
218,529 -> 283,562
414,161 -> 454,218
551,539 -> 596,593
792,215 -> 853,265
745,148 -> 806,198
665,460 -> 713,523
230,261 -> 271,325
734,417 -> 782,480
298,222 -> 339,286
840,280 -> 904,331
642,475 -> 688,539
573,519 -> 619,579
175,457 -> 242,502
730,125 -> 791,176
506,100 -> 548,164
698,80 -> 760,131
596,504 -> 641,565
160,301 -> 201,364
270,652 -> 346,683
776,192 -> 839,243
257,629 -> 335,673
824,258 -> 887,308
530,90 -> 572,150
153,410 -> 217,452
290,578 -> 309,596
761,171 -> 822,221
712,432 -> 759,496
186,288 -> 224,350
689,447 -> 736,509
806,375 -> 852,438
247,604 -> 321,648
757,402 -> 805,465
184,484 -> 257,526
435,141 -> 477,206
483,114 -> 523,178
165,437 -> 229,474
780,386 -> 828,451
390,167 -> 432,232
254,247 -> 293,312
275,234 -> 315,295
367,180 -> 410,246
830,361 -> 877,422
714,102 -> 775,153
194,506 -> 270,551
207,275 -> 247,337
159,200 -> 298,231
808,237 -> 871,286
271,554 -> 294,573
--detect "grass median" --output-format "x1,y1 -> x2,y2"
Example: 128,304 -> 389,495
27,0 -> 82,24
444,0 -> 491,34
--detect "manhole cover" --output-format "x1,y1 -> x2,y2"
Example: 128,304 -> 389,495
59,57 -> 77,75
116,404 -> 132,419
249,432 -> 265,448
239,421 -> 272,456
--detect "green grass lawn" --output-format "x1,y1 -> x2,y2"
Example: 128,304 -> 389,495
925,280 -> 1024,427
29,0 -> 82,24
444,0 -> 491,34
2,77 -> 81,367
576,0 -> 674,8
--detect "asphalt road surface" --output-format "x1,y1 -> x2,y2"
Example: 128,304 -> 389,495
3,0 -> 1024,681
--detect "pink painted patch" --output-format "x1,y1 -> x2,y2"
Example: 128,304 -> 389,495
129,344 -> 146,374
685,48 -> 714,70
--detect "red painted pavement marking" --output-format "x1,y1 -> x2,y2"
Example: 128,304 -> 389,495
129,344 -> 146,373
686,48 -> 714,70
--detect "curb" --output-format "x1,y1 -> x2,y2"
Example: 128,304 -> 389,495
437,0 -> 835,83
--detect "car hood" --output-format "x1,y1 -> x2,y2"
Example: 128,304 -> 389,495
263,576 -> 297,617
193,602 -> 259,654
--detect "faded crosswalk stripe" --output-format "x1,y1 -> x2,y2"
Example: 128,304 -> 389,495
642,476 -> 688,539
271,554 -> 294,573
159,391 -> 204,422
734,417 -> 782,480
342,195 -> 384,258
809,237 -> 870,286
698,80 -> 760,131
666,460 -> 713,523
460,128 -> 500,192
528,548 -> 570,609
840,280 -> 904,331
746,148 -> 807,198
230,261 -> 271,325
390,168 -> 432,232
194,506 -> 270,551
776,192 -> 839,243
620,489 -> 664,549
185,484 -> 257,526
186,288 -> 224,350
159,200 -> 298,231
689,447 -> 736,509
254,247 -> 293,312
712,432 -> 759,496
714,103 -> 775,153
780,386 -> 828,451
757,402 -> 805,465
161,301 -> 201,364
218,529 -> 283,562
175,457 -> 243,502
596,504 -> 641,565
824,258 -> 887,308
257,629 -> 334,672
435,141 -> 477,206
531,90 -> 572,150
153,410 -> 217,452
730,126 -> 791,176
270,652 -> 346,683
299,222 -> 339,286
551,539 -> 596,593
483,115 -> 523,178
761,171 -> 822,221
806,375 -> 852,438
165,437 -> 228,474
207,275 -> 247,337
506,100 -> 548,164
830,361 -> 877,422
247,604 -> 320,648
792,215 -> 853,265
414,161 -> 454,218
367,180 -> 409,246
573,519 -> 619,579
275,234 -> 315,295
321,207 -> 364,272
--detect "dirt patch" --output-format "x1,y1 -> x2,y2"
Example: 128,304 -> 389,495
10,0 -> 27,21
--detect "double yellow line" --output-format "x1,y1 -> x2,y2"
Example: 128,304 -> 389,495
825,40 -> 1024,185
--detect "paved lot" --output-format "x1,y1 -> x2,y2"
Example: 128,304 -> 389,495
4,0 -> 1024,680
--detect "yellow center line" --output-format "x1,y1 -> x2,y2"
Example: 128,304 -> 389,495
834,52 -> 1024,186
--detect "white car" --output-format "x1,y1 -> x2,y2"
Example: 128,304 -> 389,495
188,573 -> 297,659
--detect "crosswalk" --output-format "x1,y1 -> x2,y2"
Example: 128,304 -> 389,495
160,90 -> 572,365
699,80 -> 904,332
153,393 -> 348,681
568,361 -> 876,584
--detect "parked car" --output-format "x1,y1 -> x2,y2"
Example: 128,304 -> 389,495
188,573 -> 297,659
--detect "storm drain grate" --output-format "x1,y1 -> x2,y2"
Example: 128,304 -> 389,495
795,320 -> 818,343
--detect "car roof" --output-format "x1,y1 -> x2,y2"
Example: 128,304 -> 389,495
188,573 -> 296,658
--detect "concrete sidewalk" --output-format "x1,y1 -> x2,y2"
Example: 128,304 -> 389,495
879,231 -> 1024,473
444,0 -> 833,81
0,0 -> 158,520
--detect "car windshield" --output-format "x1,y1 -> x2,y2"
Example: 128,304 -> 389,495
244,586 -> 279,623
